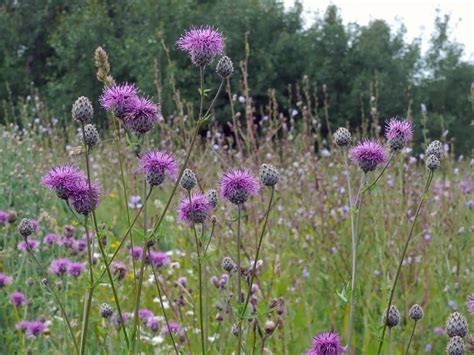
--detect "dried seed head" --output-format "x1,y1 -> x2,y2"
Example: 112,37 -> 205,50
426,140 -> 443,159
446,312 -> 468,338
72,96 -> 93,123
83,124 -> 100,147
207,190 -> 218,209
216,56 -> 234,79
385,305 -> 400,328
180,169 -> 197,191
264,320 -> 276,335
409,304 -> 424,321
334,127 -> 352,147
260,164 -> 279,187
100,303 -> 113,319
446,336 -> 465,355
222,257 -> 236,272
426,154 -> 441,171
18,218 -> 34,237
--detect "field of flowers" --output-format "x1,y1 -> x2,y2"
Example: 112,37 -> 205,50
0,26 -> 473,355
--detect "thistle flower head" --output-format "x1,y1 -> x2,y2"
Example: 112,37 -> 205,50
0,273 -> 13,288
99,83 -> 138,118
350,140 -> 388,173
385,118 -> 413,149
260,164 -> 279,187
129,246 -> 143,261
446,312 -> 468,338
0,210 -> 9,225
467,294 -> 474,315
180,169 -> 197,191
111,261 -> 128,280
83,124 -> 100,147
72,96 -> 94,123
446,336 -> 465,355
177,26 -> 225,66
139,308 -> 154,321
49,258 -> 71,276
409,304 -> 424,321
385,305 -> 401,328
17,239 -> 40,252
426,140 -> 443,159
100,303 -> 113,319
147,316 -> 160,332
10,291 -> 27,307
68,180 -> 101,215
334,127 -> 352,147
43,233 -> 58,246
41,165 -> 86,200
123,96 -> 161,134
178,193 -> 212,225
148,250 -> 170,268
67,262 -> 85,278
161,321 -> 180,334
425,154 -> 441,171
24,320 -> 47,338
220,169 -> 260,205
216,55 -> 234,78
18,218 -> 34,237
206,189 -> 218,209
139,150 -> 178,186
306,331 -> 345,355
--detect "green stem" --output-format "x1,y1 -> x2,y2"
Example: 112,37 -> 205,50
405,321 -> 417,354
377,171 -> 434,354
363,153 -> 394,192
236,204 -> 243,355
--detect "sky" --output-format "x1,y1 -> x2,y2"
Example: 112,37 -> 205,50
283,0 -> 474,60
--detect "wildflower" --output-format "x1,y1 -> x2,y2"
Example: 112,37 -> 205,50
139,308 -> 154,321
67,262 -> 85,278
72,96 -> 93,123
222,256 -> 236,272
350,140 -> 388,173
10,291 -> 27,307
43,233 -> 58,246
264,320 -> 276,335
0,210 -> 9,225
161,321 -> 180,334
426,140 -> 443,159
18,218 -> 34,237
409,304 -> 424,321
206,190 -> 218,209
41,165 -> 86,200
306,331 -> 345,355
446,312 -> 468,337
425,154 -> 440,171
111,261 -> 128,280
128,195 -> 142,209
146,316 -> 160,332
25,320 -> 47,337
446,336 -> 465,355
99,83 -> 138,119
177,26 -> 225,67
216,55 -> 234,79
385,305 -> 401,328
334,127 -> 352,147
467,294 -> 474,315
177,193 -> 212,225
260,164 -> 279,187
220,169 -> 260,205
123,96 -> 160,134
111,312 -> 130,328
0,273 -> 13,288
16,320 -> 30,333
385,118 -> 413,151
148,250 -> 170,268
48,258 -> 71,276
231,323 -> 240,336
63,225 -> 76,238
129,246 -> 143,260
68,179 -> 100,215
18,239 -> 40,253
72,239 -> 87,254
83,124 -> 100,147
100,303 -> 113,319
139,150 -> 178,186
180,169 -> 197,191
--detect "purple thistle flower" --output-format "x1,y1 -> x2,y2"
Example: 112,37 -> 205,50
0,210 -> 8,225
139,150 -> 178,186
43,233 -> 58,246
0,273 -> 13,288
111,261 -> 128,280
467,294 -> 474,314
25,320 -> 47,338
177,193 -> 212,225
350,140 -> 388,173
41,165 -> 86,200
385,118 -> 413,142
306,331 -> 345,355
161,321 -> 180,334
128,195 -> 142,209
146,316 -> 160,332
67,262 -> 85,278
139,308 -> 154,321
123,96 -> 161,134
129,246 -> 143,260
17,239 -> 40,253
99,83 -> 138,119
49,258 -> 71,276
72,239 -> 87,254
219,169 -> 260,205
10,291 -> 27,307
16,320 -> 30,333
177,26 -> 225,67
68,179 -> 101,215
148,250 -> 170,268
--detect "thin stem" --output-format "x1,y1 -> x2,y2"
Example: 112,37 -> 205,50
203,79 -> 224,118
363,153 -> 394,192
148,250 -> 179,354
236,204 -> 243,355
405,321 -> 417,354
199,66 -> 205,119
377,170 -> 434,354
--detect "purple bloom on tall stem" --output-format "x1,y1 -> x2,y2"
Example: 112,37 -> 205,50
0,210 -> 8,225
385,118 -> 414,150
111,261 -> 128,280
129,246 -> 143,260
148,250 -> 170,268
467,294 -> 474,314
139,308 -> 154,321
350,140 -> 388,173
99,83 -> 138,119
17,239 -> 40,253
0,273 -> 13,288
68,179 -> 101,215
177,26 -> 225,66
67,262 -> 85,277
49,258 -> 71,276
43,233 -> 59,246
25,320 -> 47,337
123,96 -> 161,134
177,193 -> 212,225
146,316 -> 160,332
161,321 -> 180,334
41,165 -> 86,200
10,291 -> 27,307
306,331 -> 345,355
219,169 -> 260,205
16,320 -> 30,332
139,150 -> 178,186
